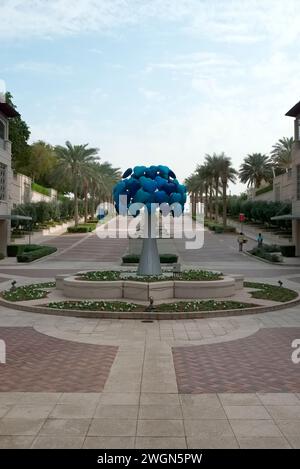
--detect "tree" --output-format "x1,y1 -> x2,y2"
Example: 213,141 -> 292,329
88,162 -> 120,218
271,137 -> 293,172
52,141 -> 99,225
27,140 -> 57,185
218,154 -> 237,226
185,173 -> 203,217
5,92 -> 31,172
239,153 -> 273,188
205,153 -> 222,220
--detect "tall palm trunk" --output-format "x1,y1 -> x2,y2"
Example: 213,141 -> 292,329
90,185 -> 96,220
215,178 -> 219,222
222,179 -> 227,226
204,186 -> 208,219
74,182 -> 79,226
209,184 -> 213,220
191,192 -> 196,217
84,183 -> 88,223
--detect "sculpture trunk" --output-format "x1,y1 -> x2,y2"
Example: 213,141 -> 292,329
137,212 -> 162,276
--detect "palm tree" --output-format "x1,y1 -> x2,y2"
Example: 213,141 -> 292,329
271,137 -> 293,172
89,162 -> 120,218
204,154 -> 221,220
185,173 -> 203,217
239,153 -> 273,188
53,141 -> 99,225
218,155 -> 237,226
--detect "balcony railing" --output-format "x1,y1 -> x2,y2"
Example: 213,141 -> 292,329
0,138 -> 11,153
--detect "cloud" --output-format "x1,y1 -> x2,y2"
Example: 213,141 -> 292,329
5,61 -> 72,75
1,0 -> 300,48
139,88 -> 164,102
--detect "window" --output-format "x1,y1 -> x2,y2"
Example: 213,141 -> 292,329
295,118 -> 300,141
275,184 -> 280,202
297,165 -> 300,200
0,163 -> 6,201
0,120 -> 5,141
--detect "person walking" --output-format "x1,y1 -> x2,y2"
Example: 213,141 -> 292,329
256,232 -> 263,248
238,232 -> 246,252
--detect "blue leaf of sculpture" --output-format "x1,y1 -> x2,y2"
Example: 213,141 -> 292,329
158,165 -> 170,178
141,177 -> 157,193
155,175 -> 167,189
169,192 -> 182,204
163,182 -> 177,195
154,190 -> 169,204
134,188 -> 151,203
133,165 -> 147,178
122,168 -> 132,178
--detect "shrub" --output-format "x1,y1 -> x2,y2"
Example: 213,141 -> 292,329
248,247 -> 281,263
227,196 -> 292,229
261,244 -> 281,253
205,221 -> 236,233
122,253 -> 178,264
280,245 -> 295,257
0,253 -> 4,260
17,245 -> 57,262
67,223 -> 97,233
7,244 -> 46,257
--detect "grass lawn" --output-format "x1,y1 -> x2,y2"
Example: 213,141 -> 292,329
244,281 -> 298,302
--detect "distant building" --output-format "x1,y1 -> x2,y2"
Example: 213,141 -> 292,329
10,173 -> 57,208
248,170 -> 293,204
0,101 -> 19,256
285,100 -> 300,256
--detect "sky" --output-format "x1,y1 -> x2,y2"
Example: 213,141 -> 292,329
0,0 -> 299,194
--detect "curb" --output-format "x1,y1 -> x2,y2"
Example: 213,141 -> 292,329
1,295 -> 300,320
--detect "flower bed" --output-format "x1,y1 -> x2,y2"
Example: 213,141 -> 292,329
2,282 -> 55,302
77,269 -> 223,282
47,299 -> 255,312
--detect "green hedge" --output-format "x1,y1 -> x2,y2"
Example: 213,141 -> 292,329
17,245 -> 57,262
227,197 -> 291,228
67,223 -> 97,233
255,185 -> 273,196
31,182 -> 51,197
122,253 -> 178,264
248,247 -> 281,263
205,221 -> 236,233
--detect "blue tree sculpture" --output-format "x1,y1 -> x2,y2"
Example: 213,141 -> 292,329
113,165 -> 187,275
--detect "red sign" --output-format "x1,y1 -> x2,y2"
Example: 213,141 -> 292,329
239,213 -> 245,222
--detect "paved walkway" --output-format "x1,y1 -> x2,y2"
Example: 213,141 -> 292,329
0,303 -> 300,448
0,222 -> 300,448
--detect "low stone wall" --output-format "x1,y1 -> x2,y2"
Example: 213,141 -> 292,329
58,274 -> 238,301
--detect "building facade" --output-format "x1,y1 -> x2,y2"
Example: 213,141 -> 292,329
10,173 -> 57,208
285,101 -> 300,256
0,102 -> 19,256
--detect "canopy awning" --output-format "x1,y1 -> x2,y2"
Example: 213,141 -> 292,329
0,102 -> 20,118
0,214 -> 32,221
286,100 -> 300,117
271,214 -> 300,221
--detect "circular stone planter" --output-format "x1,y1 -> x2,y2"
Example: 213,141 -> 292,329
1,295 -> 300,320
59,275 -> 237,301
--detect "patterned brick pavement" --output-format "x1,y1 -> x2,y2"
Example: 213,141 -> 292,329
0,327 -> 118,392
173,327 -> 300,393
